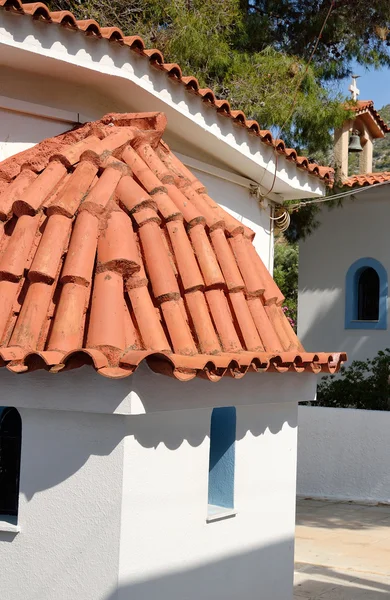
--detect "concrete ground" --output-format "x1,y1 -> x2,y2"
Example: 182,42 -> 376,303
294,498 -> 390,599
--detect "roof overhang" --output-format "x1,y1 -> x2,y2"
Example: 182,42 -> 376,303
0,8 -> 327,202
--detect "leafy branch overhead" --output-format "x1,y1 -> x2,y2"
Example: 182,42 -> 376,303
47,0 -> 390,155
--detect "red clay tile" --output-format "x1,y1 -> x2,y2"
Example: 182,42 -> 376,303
135,142 -> 174,184
116,174 -> 156,213
98,210 -> 140,277
48,283 -> 88,351
0,111 -> 344,379
81,166 -> 123,214
182,186 -> 224,231
13,162 -> 67,217
150,189 -> 182,222
210,228 -> 244,291
206,289 -> 242,352
48,160 -> 98,217
161,299 -> 197,355
54,135 -> 103,166
229,234 -> 265,297
247,297 -> 283,352
166,220 -> 204,292
61,211 -> 99,286
165,184 -> 205,226
0,214 -> 41,282
229,291 -> 264,351
29,215 -> 71,284
0,170 -> 37,221
189,224 -> 224,288
0,280 -> 20,342
127,285 -> 170,351
87,271 -> 126,350
9,281 -> 53,350
185,290 -> 221,354
139,220 -> 179,300
122,145 -> 164,192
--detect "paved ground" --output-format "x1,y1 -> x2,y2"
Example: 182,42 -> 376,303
294,498 -> 390,599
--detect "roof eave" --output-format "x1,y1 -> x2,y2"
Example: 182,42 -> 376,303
0,9 -> 327,201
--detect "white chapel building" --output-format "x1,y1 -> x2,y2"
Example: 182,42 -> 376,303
0,3 -> 344,600
299,79 -> 390,364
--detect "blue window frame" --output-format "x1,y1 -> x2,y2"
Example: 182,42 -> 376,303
345,258 -> 387,330
208,407 -> 236,509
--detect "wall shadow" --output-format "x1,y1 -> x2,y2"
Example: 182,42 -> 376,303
104,537 -> 295,600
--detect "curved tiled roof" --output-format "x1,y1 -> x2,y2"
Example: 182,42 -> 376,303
0,112 -> 345,380
343,172 -> 390,188
0,0 -> 334,184
348,100 -> 390,134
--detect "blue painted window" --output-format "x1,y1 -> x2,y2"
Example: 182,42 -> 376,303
208,407 -> 236,509
345,258 -> 388,330
0,407 -> 22,517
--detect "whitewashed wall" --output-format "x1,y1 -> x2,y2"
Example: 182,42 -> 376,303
299,188 -> 390,363
118,402 -> 298,600
297,406 -> 390,503
0,407 -> 125,600
0,365 -> 317,600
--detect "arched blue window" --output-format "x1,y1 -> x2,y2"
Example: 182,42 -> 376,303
0,407 -> 22,518
345,258 -> 387,330
208,407 -> 236,512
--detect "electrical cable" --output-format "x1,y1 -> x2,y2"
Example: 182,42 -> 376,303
288,179 -> 390,212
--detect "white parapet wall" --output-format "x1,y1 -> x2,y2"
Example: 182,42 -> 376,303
297,406 -> 390,504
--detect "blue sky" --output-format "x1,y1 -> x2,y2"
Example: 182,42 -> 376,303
340,63 -> 390,109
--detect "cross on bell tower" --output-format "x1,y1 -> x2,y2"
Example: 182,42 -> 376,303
348,75 -> 360,101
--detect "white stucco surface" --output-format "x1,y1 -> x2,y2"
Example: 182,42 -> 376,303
0,365 -> 317,600
118,402 -> 298,600
297,406 -> 390,504
298,187 -> 390,362
0,407 -> 125,600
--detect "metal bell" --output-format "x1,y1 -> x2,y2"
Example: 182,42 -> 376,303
348,133 -> 363,153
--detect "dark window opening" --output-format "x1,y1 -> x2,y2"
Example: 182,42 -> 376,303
357,267 -> 380,321
0,408 -> 22,517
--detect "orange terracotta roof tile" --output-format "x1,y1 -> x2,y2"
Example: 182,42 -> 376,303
0,112 -> 345,380
343,172 -> 390,188
0,0 -> 333,185
347,100 -> 390,134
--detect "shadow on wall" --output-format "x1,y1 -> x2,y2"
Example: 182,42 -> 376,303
18,409 -> 127,500
104,537 -> 295,600
17,390 -> 296,497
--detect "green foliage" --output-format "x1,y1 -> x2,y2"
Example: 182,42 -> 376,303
273,241 -> 298,328
46,1 -> 390,240
239,1 -> 390,80
47,0 -> 387,155
316,349 -> 390,411
373,104 -> 390,171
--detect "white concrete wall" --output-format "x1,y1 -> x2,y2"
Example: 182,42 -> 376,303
0,407 -> 125,600
0,365 -> 317,600
118,402 -> 298,600
297,406 -> 390,504
298,187 -> 390,362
